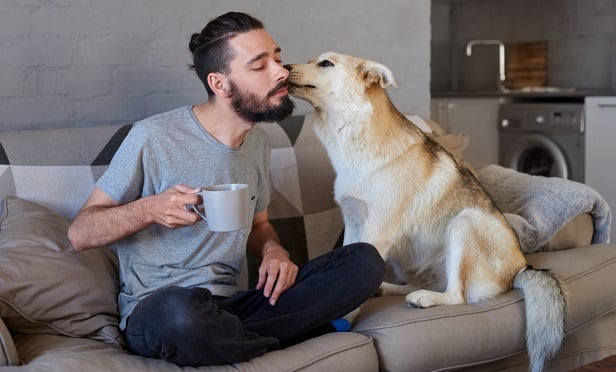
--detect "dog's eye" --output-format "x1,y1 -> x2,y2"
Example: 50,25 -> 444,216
318,60 -> 334,68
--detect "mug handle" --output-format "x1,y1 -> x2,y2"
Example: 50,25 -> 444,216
191,204 -> 207,221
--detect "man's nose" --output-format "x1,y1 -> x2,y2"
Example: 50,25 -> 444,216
277,63 -> 290,80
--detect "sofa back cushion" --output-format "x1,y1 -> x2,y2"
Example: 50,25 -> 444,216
0,124 -> 131,220
0,116 -> 342,287
0,197 -> 123,347
251,116 -> 343,285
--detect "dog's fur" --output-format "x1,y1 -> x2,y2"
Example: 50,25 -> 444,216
286,52 -> 567,372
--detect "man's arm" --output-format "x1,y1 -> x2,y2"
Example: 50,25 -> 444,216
247,209 -> 298,306
68,185 -> 201,251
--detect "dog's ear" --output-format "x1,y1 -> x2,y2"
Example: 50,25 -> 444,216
359,61 -> 398,89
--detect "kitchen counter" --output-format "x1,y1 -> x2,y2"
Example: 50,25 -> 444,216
432,88 -> 616,101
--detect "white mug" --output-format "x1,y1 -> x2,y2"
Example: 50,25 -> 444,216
191,183 -> 251,232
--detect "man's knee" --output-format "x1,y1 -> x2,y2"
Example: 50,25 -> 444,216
344,242 -> 386,287
348,242 -> 385,271
162,287 -> 216,332
130,286 -> 214,335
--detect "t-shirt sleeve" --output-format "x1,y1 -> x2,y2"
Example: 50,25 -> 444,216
96,124 -> 149,204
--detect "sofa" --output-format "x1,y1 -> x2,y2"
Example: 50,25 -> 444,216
1,115 -> 615,372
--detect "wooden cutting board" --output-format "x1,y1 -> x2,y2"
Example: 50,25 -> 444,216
505,41 -> 548,89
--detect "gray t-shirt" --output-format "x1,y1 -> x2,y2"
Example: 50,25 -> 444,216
96,106 -> 271,330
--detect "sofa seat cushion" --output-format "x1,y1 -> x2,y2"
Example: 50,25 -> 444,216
10,331 -> 378,372
353,244 -> 616,371
0,197 -> 123,348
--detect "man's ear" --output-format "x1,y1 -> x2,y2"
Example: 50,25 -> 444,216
207,72 -> 230,97
358,60 -> 397,89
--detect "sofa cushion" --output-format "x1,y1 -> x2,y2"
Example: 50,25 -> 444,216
353,244 -> 616,371
0,124 -> 130,220
0,316 -> 19,366
0,197 -> 123,347
12,331 -> 378,372
249,117 -> 344,287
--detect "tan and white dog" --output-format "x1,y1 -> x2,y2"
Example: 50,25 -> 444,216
285,52 -> 566,372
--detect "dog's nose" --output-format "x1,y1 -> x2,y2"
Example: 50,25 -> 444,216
283,64 -> 292,72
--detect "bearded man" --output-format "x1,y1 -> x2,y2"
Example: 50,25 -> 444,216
68,12 -> 384,367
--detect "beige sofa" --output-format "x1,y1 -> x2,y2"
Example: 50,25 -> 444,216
1,115 -> 615,371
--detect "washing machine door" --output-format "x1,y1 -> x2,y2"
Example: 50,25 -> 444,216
506,134 -> 569,179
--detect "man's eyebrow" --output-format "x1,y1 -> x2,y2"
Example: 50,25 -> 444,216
245,47 -> 282,66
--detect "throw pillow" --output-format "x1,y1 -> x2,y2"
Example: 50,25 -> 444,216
0,197 -> 123,347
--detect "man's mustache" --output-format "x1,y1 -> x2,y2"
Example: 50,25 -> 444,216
268,82 -> 287,97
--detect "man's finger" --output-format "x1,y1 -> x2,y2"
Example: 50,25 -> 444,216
269,267 -> 288,306
263,265 -> 279,299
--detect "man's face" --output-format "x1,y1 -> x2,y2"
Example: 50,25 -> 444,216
226,29 -> 294,122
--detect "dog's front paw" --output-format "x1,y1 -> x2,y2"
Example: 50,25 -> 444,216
405,290 -> 437,308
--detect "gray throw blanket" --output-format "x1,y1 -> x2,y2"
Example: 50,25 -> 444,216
476,165 -> 611,253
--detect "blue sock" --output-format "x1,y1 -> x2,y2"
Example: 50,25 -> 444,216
291,318 -> 351,344
331,318 -> 351,332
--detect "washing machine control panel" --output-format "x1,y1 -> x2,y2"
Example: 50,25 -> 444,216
498,103 -> 584,133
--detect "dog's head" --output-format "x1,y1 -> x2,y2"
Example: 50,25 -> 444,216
285,52 -> 397,111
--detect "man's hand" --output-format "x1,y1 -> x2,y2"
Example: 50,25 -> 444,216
247,209 -> 297,306
148,184 -> 202,228
256,244 -> 298,306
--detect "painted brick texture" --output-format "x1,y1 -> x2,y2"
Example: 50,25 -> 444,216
0,1 -> 430,130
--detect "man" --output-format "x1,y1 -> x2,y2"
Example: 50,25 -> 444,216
68,11 -> 384,367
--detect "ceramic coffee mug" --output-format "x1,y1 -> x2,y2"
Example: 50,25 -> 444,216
191,183 -> 251,232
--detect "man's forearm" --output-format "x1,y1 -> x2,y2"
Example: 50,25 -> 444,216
68,198 -> 153,251
247,219 -> 288,259
69,185 -> 201,251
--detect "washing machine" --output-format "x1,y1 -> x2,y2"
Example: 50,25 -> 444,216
498,103 -> 585,183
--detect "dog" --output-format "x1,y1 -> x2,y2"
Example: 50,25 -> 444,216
285,52 -> 566,372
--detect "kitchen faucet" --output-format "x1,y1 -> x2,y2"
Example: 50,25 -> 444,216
466,39 -> 506,91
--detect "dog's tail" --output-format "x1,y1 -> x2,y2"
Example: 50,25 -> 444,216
512,266 -> 567,372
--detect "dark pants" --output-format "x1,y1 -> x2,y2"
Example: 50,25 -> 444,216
124,242 -> 385,367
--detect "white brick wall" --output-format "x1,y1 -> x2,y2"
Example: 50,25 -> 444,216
0,1 -> 430,130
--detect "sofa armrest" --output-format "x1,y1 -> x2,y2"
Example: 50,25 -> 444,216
545,213 -> 594,251
0,317 -> 19,366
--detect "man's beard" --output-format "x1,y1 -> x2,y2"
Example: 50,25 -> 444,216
229,79 -> 295,123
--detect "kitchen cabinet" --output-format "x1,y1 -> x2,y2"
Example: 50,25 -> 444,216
585,96 -> 616,242
430,97 -> 506,167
